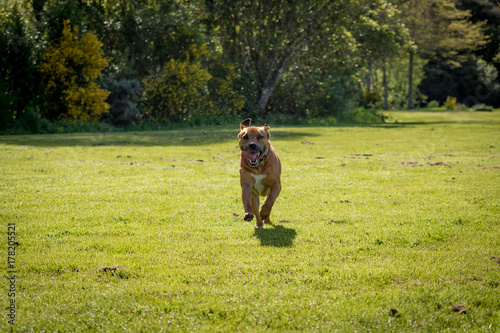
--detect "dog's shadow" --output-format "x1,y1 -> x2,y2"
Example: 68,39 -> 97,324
254,224 -> 297,247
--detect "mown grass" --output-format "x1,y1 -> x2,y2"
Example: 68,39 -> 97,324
1,111 -> 499,332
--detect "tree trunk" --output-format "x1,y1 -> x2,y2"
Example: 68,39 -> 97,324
256,88 -> 273,114
366,59 -> 372,92
408,51 -> 415,109
32,0 -> 46,22
383,60 -> 389,110
255,66 -> 286,114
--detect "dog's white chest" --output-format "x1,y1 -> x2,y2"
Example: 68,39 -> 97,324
251,173 -> 267,196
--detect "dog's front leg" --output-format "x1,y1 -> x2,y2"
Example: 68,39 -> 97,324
241,183 -> 254,221
260,182 -> 281,224
252,193 -> 264,228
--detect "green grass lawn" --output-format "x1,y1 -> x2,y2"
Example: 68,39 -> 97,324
1,111 -> 499,332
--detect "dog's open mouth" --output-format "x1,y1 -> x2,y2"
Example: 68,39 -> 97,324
241,150 -> 262,166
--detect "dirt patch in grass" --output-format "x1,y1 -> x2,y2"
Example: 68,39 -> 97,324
98,265 -> 127,273
451,304 -> 466,314
389,308 -> 399,317
346,153 -> 373,159
401,161 -> 450,167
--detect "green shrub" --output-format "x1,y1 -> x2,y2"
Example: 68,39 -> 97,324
360,90 -> 382,109
103,79 -> 142,126
15,107 -> 52,134
455,103 -> 470,111
427,100 -> 440,108
472,103 -> 493,112
347,107 -> 386,123
207,62 -> 245,115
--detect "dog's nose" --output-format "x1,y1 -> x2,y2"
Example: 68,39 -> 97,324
248,142 -> 258,150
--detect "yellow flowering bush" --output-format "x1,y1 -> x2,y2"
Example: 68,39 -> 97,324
143,59 -> 244,122
40,20 -> 109,121
207,62 -> 245,113
63,81 -> 111,121
444,96 -> 458,110
143,59 -> 212,122
143,23 -> 244,122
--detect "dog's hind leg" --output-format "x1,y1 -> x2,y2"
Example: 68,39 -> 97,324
260,183 -> 281,224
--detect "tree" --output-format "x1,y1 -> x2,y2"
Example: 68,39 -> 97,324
0,6 -> 44,130
354,0 -> 408,109
142,39 -> 244,123
205,0 -> 368,115
451,0 -> 500,106
419,55 -> 499,107
456,0 -> 500,63
399,0 -> 488,108
269,56 -> 362,121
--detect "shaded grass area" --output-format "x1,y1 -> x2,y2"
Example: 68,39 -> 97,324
1,112 -> 499,331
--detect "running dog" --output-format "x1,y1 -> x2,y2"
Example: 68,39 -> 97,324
238,118 -> 281,228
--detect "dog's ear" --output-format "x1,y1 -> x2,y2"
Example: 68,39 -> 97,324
264,124 -> 270,138
240,118 -> 252,130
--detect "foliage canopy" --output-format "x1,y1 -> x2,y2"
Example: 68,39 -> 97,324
0,0 -> 499,133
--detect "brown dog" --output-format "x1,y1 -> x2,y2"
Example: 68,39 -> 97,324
238,118 -> 281,228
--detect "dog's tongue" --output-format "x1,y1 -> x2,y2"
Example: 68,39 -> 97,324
241,151 -> 259,162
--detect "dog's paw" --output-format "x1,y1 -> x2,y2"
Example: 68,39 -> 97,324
244,213 -> 254,221
260,212 -> 271,224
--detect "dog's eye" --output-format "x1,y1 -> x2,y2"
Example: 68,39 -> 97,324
257,135 -> 264,140
243,135 -> 249,140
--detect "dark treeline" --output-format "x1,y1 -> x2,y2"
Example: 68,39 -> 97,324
1,0 -> 499,133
